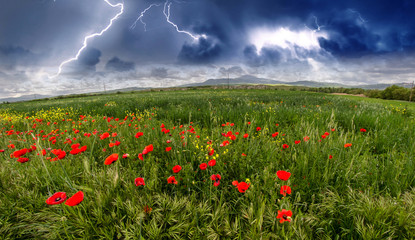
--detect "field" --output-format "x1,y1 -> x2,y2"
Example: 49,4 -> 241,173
1,89 -> 414,239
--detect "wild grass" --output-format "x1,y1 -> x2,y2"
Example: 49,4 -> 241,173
0,89 -> 414,239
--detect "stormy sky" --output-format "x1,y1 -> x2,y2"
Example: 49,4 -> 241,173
1,0 -> 415,98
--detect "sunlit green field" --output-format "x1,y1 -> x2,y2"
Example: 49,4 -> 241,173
1,89 -> 414,239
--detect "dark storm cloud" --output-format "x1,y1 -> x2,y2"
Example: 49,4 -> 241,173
79,48 -> 101,67
243,45 -> 281,67
2,0 -> 415,65
63,47 -> 101,73
105,57 -> 135,72
209,0 -> 415,57
219,66 -> 246,76
151,67 -> 168,79
0,45 -> 39,69
177,37 -> 222,64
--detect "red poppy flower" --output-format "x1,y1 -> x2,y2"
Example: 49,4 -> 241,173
100,132 -> 110,140
46,192 -> 67,205
70,148 -> 81,155
303,136 -> 310,141
280,185 -> 291,196
0,149 -> 4,152
210,174 -> 221,187
135,132 -> 144,138
241,153 -> 246,156
208,159 -> 216,167
237,182 -> 250,193
282,144 -> 289,149
122,153 -> 129,159
276,209 -> 293,223
294,140 -> 301,144
360,128 -> 367,132
65,191 -> 84,206
138,153 -> 143,161
232,180 -> 239,186
165,147 -> 172,152
321,135 -> 327,139
17,157 -> 29,163
51,149 -> 66,160
13,149 -> 28,158
256,127 -> 261,131
324,132 -> 330,136
142,144 -> 153,155
104,153 -> 119,165
172,165 -> 182,173
243,133 -> 249,138
135,177 -> 145,186
144,205 -> 152,214
272,132 -> 279,137
71,143 -> 80,149
199,163 -> 207,170
277,170 -> 291,181
329,155 -> 333,159
220,140 -> 230,147
344,143 -> 352,148
208,148 -> 214,156
167,176 -> 178,184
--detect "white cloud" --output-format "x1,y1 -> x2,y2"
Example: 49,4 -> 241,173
249,26 -> 328,57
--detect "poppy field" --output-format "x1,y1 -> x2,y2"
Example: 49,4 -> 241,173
0,89 -> 414,239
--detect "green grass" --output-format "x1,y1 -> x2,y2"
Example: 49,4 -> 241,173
0,89 -> 414,239
336,94 -> 415,113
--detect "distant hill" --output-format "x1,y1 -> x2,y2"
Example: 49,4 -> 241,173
181,75 -> 412,89
181,75 -> 351,88
0,87 -> 148,103
0,94 -> 52,103
94,87 -> 148,94
180,75 -> 284,86
357,82 -> 413,90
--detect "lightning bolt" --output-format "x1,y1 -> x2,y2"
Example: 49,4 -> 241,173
162,0 -> 204,40
130,3 -> 161,31
49,0 -> 124,78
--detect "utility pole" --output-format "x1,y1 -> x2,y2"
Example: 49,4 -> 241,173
410,81 -> 414,102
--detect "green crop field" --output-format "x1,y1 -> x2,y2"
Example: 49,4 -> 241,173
1,89 -> 414,239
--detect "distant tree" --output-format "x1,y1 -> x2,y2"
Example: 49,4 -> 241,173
380,85 -> 410,100
381,85 -> 401,99
391,87 -> 410,101
365,89 -> 382,98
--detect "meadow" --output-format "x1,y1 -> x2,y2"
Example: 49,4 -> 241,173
0,89 -> 414,239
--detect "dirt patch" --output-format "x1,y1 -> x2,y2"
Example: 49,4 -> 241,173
331,93 -> 367,97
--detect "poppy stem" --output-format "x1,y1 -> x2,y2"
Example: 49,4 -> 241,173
33,133 -> 56,192
58,160 -> 76,191
87,133 -> 98,181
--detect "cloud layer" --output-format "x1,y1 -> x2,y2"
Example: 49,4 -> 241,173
1,0 -> 415,97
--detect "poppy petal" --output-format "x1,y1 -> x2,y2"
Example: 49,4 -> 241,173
64,191 -> 84,206
46,192 -> 67,205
